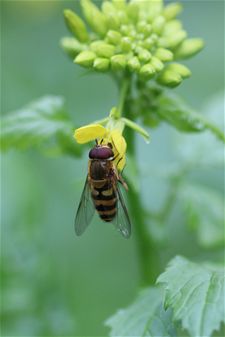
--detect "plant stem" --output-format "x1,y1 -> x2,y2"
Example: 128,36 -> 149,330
122,80 -> 161,286
116,77 -> 130,118
125,131 -> 161,285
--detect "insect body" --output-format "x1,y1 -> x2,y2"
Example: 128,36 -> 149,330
75,143 -> 131,238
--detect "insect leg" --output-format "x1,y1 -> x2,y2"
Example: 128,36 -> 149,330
118,174 -> 128,191
112,152 -> 120,161
113,165 -> 128,191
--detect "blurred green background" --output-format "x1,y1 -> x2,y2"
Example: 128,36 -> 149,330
1,1 -> 224,336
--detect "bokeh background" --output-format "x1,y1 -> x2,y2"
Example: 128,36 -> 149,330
1,1 -> 224,336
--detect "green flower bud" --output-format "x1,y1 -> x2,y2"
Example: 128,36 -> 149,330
60,37 -> 86,58
150,56 -> 164,72
151,33 -> 159,43
144,24 -> 152,36
144,37 -> 155,49
118,10 -> 129,25
129,28 -> 137,39
74,50 -> 96,67
174,38 -> 204,59
93,57 -> 110,71
167,63 -> 191,78
111,54 -> 127,71
152,16 -> 165,34
157,69 -> 182,88
64,9 -> 89,43
137,21 -> 152,36
163,3 -> 183,20
127,2 -> 139,22
62,0 -> 203,83
81,0 -> 107,36
121,37 -> 132,52
90,41 -> 115,58
154,48 -> 173,62
101,1 -> 113,14
139,63 -> 156,80
120,24 -> 130,35
137,21 -> 147,33
166,30 -> 187,48
157,37 -> 168,48
112,0 -> 126,10
136,33 -> 145,42
106,30 -> 122,45
163,19 -> 182,36
138,48 -> 152,62
147,0 -> 163,21
101,1 -> 120,29
127,56 -> 141,72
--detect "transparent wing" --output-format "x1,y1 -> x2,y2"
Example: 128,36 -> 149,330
112,183 -> 131,239
74,176 -> 95,236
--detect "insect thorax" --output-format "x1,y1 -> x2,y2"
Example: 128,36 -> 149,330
89,159 -> 113,180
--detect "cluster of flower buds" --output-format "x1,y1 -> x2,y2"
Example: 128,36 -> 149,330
61,0 -> 204,88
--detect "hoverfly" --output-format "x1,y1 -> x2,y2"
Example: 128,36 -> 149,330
75,141 -> 131,238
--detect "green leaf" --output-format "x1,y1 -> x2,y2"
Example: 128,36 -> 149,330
0,96 -> 81,157
157,92 -> 225,142
181,184 -> 224,249
157,256 -> 225,337
177,130 -> 224,168
177,91 -> 225,167
105,287 -> 177,337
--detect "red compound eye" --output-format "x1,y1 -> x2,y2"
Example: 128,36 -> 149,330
89,146 -> 114,159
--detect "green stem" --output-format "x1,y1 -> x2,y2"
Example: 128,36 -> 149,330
122,81 -> 161,286
121,117 -> 150,143
128,179 -> 161,286
116,77 -> 130,118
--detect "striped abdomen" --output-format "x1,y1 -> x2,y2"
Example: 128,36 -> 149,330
91,179 -> 117,222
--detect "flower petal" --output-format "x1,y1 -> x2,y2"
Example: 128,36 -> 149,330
74,124 -> 107,144
117,156 -> 126,171
111,130 -> 127,156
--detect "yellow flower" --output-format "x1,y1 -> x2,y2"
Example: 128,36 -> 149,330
74,124 -> 107,144
74,123 -> 126,171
